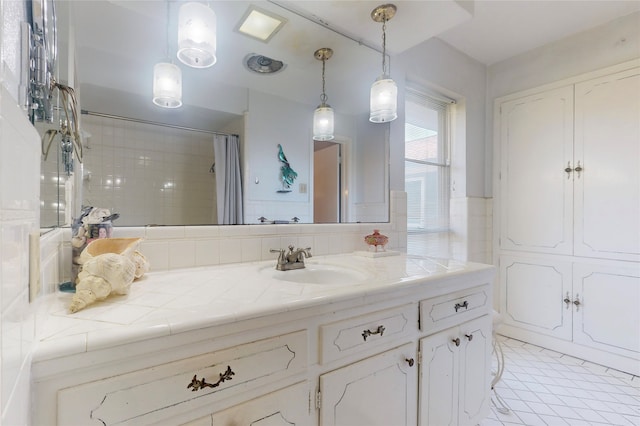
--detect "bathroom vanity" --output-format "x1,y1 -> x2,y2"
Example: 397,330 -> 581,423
31,254 -> 494,425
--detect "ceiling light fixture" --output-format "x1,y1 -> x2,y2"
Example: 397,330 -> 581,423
153,1 -> 182,108
177,2 -> 217,68
313,47 -> 334,141
369,4 -> 397,123
236,6 -> 286,43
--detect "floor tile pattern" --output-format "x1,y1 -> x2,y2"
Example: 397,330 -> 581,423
481,335 -> 640,426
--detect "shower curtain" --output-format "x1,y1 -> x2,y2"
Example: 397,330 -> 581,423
213,134 -> 244,224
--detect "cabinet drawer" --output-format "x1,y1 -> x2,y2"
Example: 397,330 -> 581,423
57,330 -> 308,425
184,381 -> 311,426
420,286 -> 490,333
320,304 -> 417,364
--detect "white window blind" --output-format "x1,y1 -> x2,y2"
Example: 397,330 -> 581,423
405,88 -> 452,234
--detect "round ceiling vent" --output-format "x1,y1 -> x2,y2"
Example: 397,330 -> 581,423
245,54 -> 285,74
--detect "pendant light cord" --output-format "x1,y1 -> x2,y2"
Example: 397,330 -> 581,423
381,18 -> 387,76
320,57 -> 327,106
165,0 -> 170,60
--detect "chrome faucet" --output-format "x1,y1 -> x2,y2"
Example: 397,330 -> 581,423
270,245 -> 312,270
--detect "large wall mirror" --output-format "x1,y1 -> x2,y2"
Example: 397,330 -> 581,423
40,0 -> 390,227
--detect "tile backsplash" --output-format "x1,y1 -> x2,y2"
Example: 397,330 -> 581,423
54,191 -> 408,282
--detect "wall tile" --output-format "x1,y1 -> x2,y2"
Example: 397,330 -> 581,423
195,239 -> 220,266
241,238 -> 261,262
168,240 -> 196,269
219,239 -> 242,264
139,241 -> 169,271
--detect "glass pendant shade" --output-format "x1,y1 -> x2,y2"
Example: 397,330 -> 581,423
177,2 -> 217,68
369,76 -> 397,123
313,105 -> 334,141
153,62 -> 182,108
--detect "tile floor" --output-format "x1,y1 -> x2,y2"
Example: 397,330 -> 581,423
481,335 -> 640,426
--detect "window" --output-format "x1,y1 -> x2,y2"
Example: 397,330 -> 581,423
405,88 -> 453,255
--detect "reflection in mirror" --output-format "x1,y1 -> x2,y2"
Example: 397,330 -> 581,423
39,1 -> 389,227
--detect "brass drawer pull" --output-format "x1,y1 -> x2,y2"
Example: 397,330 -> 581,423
187,366 -> 235,392
454,301 -> 469,312
362,325 -> 385,341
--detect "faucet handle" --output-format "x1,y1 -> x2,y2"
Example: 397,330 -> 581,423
269,248 -> 284,253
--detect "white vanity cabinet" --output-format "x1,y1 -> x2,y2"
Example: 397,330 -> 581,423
319,343 -> 417,426
31,256 -> 495,426
418,286 -> 492,426
495,61 -> 640,375
418,315 -> 491,426
184,381 -> 312,426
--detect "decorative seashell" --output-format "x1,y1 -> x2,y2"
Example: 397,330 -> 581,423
131,250 -> 150,279
80,253 -> 136,289
78,237 -> 142,265
69,276 -> 111,313
69,253 -> 136,313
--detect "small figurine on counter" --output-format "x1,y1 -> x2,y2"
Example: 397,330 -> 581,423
364,229 -> 388,252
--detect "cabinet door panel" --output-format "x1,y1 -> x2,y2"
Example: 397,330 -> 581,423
499,86 -> 574,255
500,255 -> 572,340
459,316 -> 491,426
574,67 -> 640,261
206,382 -> 312,426
419,331 -> 458,426
319,343 -> 417,426
573,263 -> 640,357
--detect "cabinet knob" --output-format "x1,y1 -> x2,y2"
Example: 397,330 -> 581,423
405,358 -> 415,367
452,337 -> 461,347
564,292 -> 571,309
465,334 -> 473,341
574,161 -> 583,178
573,294 -> 581,312
565,161 -> 573,179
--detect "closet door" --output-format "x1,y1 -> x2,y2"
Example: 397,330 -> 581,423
572,262 -> 640,360
499,86 -> 574,255
574,67 -> 640,262
500,255 -> 573,340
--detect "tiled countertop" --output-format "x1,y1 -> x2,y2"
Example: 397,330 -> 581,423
34,253 -> 494,363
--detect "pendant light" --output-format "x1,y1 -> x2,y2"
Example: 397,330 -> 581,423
313,47 -> 334,141
153,1 -> 182,108
369,4 -> 397,123
177,2 -> 217,68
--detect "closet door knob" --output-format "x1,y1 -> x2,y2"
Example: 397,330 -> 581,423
574,161 -> 583,178
563,292 -> 571,309
573,294 -> 581,312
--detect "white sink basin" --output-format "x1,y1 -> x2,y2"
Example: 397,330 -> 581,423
260,262 -> 372,285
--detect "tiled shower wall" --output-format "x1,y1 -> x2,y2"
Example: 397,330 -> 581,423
79,114 -> 217,226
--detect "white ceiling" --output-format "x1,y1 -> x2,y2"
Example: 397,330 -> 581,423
437,0 -> 640,65
64,0 -> 640,128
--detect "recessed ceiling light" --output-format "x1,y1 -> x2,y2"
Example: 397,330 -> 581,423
235,6 -> 286,43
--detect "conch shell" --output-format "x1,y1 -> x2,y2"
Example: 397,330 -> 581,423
69,238 -> 150,313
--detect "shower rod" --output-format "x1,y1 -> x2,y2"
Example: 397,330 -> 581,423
80,109 -> 238,137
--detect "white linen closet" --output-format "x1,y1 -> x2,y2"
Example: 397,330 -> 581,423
494,60 -> 640,375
